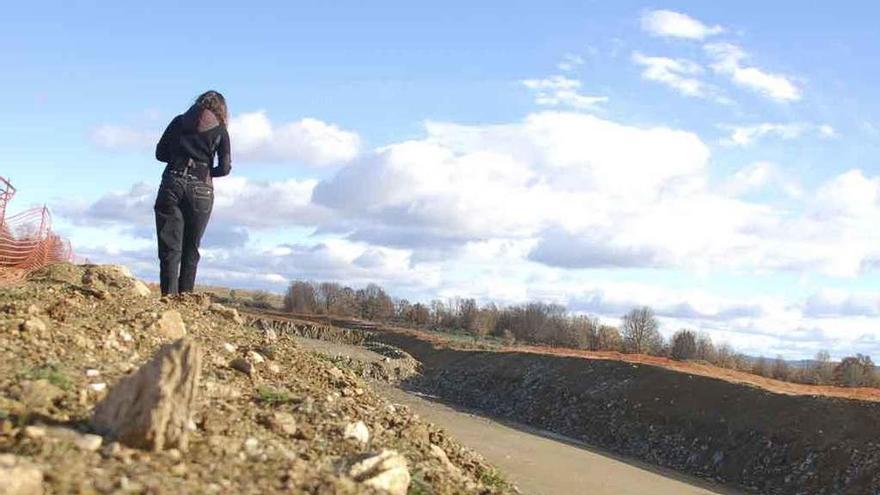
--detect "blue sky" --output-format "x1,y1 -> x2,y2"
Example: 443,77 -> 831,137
3,1 -> 880,359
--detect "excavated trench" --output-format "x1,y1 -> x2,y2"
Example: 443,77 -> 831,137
375,331 -> 880,495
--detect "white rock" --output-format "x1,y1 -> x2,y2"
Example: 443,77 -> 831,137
0,454 -> 43,495
130,280 -> 152,297
222,343 -> 237,353
429,444 -> 461,475
243,437 -> 259,455
349,450 -> 410,495
247,351 -> 266,365
108,265 -> 135,279
264,411 -> 297,436
89,383 -> 107,392
209,303 -> 244,324
91,338 -> 202,451
85,369 -> 100,378
20,317 -> 47,333
23,425 -> 46,439
74,433 -> 103,452
344,421 -> 370,445
151,310 -> 186,340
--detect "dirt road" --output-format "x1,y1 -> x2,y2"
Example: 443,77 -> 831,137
380,386 -> 737,495
294,335 -> 737,495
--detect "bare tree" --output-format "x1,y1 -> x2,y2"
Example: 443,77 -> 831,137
835,354 -> 878,387
594,325 -> 622,351
809,350 -> 833,385
317,282 -> 342,314
695,331 -> 716,362
752,356 -> 771,377
621,307 -> 662,354
713,342 -> 736,369
771,355 -> 791,381
357,284 -> 394,321
284,280 -> 317,313
671,329 -> 697,361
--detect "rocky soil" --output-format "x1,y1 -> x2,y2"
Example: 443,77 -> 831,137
376,331 -> 880,495
0,263 -> 514,495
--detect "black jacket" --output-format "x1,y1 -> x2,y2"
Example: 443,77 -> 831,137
155,105 -> 231,179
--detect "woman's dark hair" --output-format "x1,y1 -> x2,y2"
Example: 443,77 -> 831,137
195,90 -> 228,127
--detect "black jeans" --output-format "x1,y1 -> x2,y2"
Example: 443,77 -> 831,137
154,173 -> 213,295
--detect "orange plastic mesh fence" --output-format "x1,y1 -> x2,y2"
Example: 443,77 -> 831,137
0,177 -> 73,285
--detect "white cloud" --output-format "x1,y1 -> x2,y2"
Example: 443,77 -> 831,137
819,124 -> 837,138
90,112 -> 360,166
720,122 -> 839,146
67,108 -> 880,358
705,43 -> 801,101
557,53 -> 585,72
522,76 -> 607,109
723,161 -> 803,199
59,176 -> 333,232
90,125 -> 157,151
814,169 -> 880,218
77,110 -> 880,283
313,111 -> 710,253
720,122 -> 807,146
632,52 -> 711,97
640,10 -> 724,40
228,112 -> 361,166
804,289 -> 880,318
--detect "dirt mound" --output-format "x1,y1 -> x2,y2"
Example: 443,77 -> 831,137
243,312 -> 373,346
377,330 -> 880,495
0,264 -> 514,494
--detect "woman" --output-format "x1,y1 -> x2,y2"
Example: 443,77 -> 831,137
154,90 -> 232,295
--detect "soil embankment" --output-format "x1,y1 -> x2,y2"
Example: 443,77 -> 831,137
375,330 -> 880,495
0,264 -> 515,494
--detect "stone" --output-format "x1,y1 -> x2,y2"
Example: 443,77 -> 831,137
209,303 -> 243,324
23,425 -> 46,439
344,421 -> 370,444
74,433 -> 103,452
229,358 -> 254,377
20,317 -> 47,334
348,450 -> 410,495
91,338 -> 202,451
256,345 -> 276,360
89,383 -> 107,393
36,426 -> 103,452
247,351 -> 265,365
0,454 -> 43,495
222,343 -> 237,353
130,280 -> 152,298
262,411 -> 297,437
429,444 -> 460,475
19,379 -> 62,409
85,369 -> 100,378
243,437 -> 259,455
107,264 -> 135,279
267,363 -> 281,375
152,310 -> 186,340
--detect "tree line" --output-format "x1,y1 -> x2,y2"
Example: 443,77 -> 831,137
282,280 -> 879,389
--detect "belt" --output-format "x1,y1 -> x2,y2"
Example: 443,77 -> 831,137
167,158 -> 209,180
